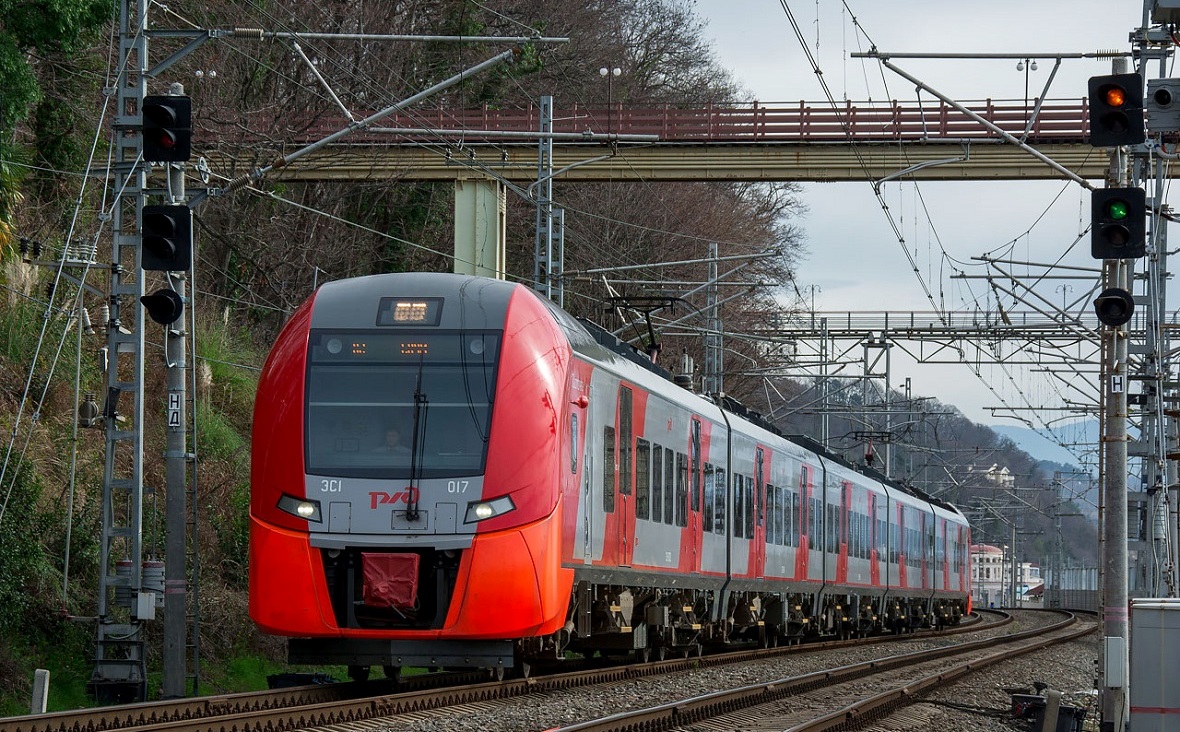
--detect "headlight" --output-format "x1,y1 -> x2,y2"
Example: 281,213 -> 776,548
278,493 -> 322,523
464,495 -> 516,524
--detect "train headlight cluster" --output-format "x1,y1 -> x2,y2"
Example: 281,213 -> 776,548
278,493 -> 322,523
464,495 -> 516,524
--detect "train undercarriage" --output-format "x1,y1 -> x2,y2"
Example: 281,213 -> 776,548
517,580 -> 967,671
292,577 -> 967,683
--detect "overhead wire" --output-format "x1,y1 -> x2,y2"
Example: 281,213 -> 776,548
794,1 -> 1109,468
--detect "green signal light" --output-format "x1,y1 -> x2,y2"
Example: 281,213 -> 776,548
1107,200 -> 1130,220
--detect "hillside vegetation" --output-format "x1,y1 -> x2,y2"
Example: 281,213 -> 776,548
0,0 -> 1096,713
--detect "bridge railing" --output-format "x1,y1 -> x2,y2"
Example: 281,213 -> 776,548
199,98 -> 1092,146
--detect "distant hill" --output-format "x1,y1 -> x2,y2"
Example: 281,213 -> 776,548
990,422 -> 1099,520
989,423 -> 1094,470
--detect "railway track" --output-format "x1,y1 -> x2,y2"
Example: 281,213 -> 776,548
554,610 -> 1095,732
2,610 -> 1010,732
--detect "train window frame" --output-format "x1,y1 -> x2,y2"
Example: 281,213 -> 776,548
675,452 -> 688,528
765,483 -> 776,545
790,490 -> 800,547
303,328 -> 499,481
663,448 -> 676,526
825,502 -> 838,554
651,444 -> 664,523
733,475 -> 745,539
636,438 -> 651,520
713,466 -> 726,534
703,462 -> 715,534
812,497 -> 823,552
773,485 -> 785,546
744,473 -> 755,539
603,425 -> 616,513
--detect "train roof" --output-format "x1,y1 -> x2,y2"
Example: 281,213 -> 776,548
546,296 -> 960,516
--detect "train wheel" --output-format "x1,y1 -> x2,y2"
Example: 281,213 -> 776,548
494,666 -> 506,682
655,646 -> 667,661
518,661 -> 532,679
347,665 -> 370,683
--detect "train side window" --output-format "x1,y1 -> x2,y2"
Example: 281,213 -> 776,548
664,449 -> 676,525
814,498 -> 823,551
636,439 -> 651,520
651,445 -> 664,523
603,425 -> 616,512
713,467 -> 726,534
733,475 -> 745,538
744,474 -> 755,538
773,485 -> 785,546
790,491 -> 800,547
830,503 -> 839,553
675,452 -> 688,527
703,463 -> 715,533
765,484 -> 776,545
570,414 -> 579,474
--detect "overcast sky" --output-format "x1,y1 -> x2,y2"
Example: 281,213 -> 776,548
695,0 -> 1150,427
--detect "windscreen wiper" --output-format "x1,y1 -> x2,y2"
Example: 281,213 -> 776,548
406,359 -> 428,522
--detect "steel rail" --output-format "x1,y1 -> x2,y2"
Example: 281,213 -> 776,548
547,610 -> 1086,732
3,611 -> 1007,732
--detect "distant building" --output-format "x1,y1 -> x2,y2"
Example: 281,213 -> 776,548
970,543 -> 1043,608
971,543 -> 1006,607
967,463 -> 1015,488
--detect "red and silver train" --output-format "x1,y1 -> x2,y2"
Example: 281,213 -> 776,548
249,272 -> 972,678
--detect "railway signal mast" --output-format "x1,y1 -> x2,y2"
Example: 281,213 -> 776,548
92,0 -> 194,702
1089,3 -> 1180,726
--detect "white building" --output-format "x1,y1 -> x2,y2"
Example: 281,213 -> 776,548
970,543 -> 1044,608
971,543 -> 1007,607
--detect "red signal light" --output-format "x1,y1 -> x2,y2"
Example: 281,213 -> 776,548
141,95 -> 191,162
1104,86 -> 1127,108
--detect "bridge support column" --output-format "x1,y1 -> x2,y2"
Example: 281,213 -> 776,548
453,178 -> 505,279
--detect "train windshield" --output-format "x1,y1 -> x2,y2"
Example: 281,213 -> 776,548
304,330 -> 500,479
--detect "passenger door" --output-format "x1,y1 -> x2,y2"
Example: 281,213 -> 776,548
689,418 -> 703,573
618,386 -> 635,567
752,447 -> 767,579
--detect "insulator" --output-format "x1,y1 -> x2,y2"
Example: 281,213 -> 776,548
32,240 -> 42,257
80,307 -> 95,335
99,304 -> 111,333
44,280 -> 55,300
78,393 -> 100,428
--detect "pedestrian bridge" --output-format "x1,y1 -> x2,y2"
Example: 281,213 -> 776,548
200,98 -> 1124,183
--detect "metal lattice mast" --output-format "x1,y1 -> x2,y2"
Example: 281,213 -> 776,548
93,0 -> 149,702
702,243 -> 723,396
533,96 -> 554,298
